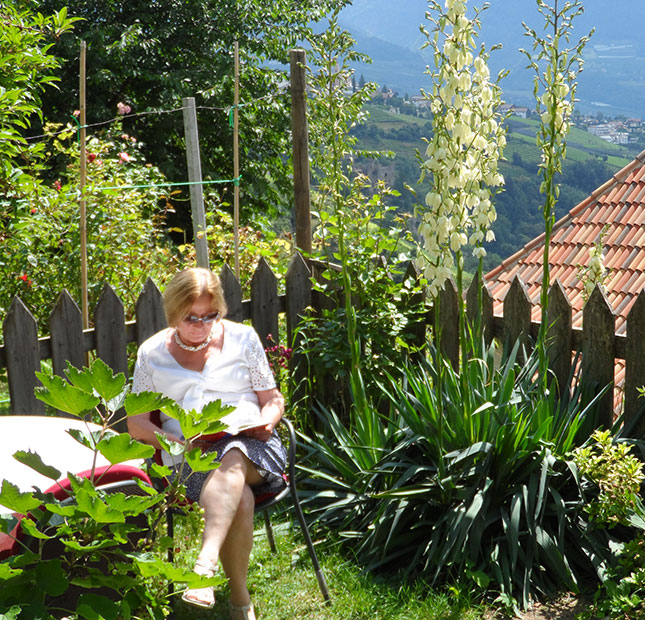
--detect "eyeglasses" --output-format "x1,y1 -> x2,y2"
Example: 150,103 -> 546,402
183,312 -> 219,325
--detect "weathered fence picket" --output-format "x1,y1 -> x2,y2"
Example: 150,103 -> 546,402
2,255 -> 645,438
50,291 -> 85,378
438,279 -> 459,370
95,284 -> 128,382
466,272 -> 494,346
5,297 -> 42,414
135,279 -> 166,345
581,287 -> 616,429
625,290 -> 645,436
504,276 -> 531,357
547,281 -> 573,400
250,257 -> 280,348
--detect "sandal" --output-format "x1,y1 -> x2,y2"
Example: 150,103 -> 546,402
182,559 -> 217,609
229,601 -> 257,620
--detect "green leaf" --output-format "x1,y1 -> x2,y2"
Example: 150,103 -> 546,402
96,433 -> 154,464
104,491 -> 160,515
106,389 -> 128,414
0,513 -> 18,535
467,568 -> 491,589
76,488 -> 125,523
149,462 -> 173,478
46,502 -> 76,517
67,428 -> 104,450
0,605 -> 22,619
8,550 -> 39,568
0,480 -> 41,514
12,450 -> 61,481
124,391 -> 175,416
67,358 -> 126,403
71,566 -> 133,591
77,593 -> 120,620
132,553 -> 222,586
184,448 -> 220,473
36,558 -> 68,596
35,372 -> 100,415
156,433 -> 184,456
20,517 -> 52,540
160,399 -> 232,440
62,538 -> 118,552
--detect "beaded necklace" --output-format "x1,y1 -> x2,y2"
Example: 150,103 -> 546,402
173,329 -> 212,352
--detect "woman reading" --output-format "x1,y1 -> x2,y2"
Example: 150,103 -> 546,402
128,267 -> 286,620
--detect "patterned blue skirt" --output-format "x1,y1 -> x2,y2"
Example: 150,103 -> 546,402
172,430 -> 287,503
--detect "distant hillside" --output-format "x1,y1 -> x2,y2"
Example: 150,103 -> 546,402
353,104 -> 637,270
339,0 -> 645,119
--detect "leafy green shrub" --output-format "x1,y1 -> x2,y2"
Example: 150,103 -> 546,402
0,3 -> 78,194
573,431 -> 645,619
586,533 -> 645,620
573,429 -> 645,526
298,178 -> 425,414
299,340 -> 629,610
0,359 -> 231,619
175,206 -> 293,295
0,121 -> 180,332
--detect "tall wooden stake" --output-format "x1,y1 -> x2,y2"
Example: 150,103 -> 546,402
79,41 -> 89,330
233,41 -> 241,279
182,97 -> 209,268
290,49 -> 312,253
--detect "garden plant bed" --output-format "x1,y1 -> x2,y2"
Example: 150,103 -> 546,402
486,593 -> 592,620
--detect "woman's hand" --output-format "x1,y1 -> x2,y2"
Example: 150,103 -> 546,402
245,387 -> 284,442
242,422 -> 274,442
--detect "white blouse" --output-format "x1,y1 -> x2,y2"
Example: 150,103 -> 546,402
132,319 -> 276,465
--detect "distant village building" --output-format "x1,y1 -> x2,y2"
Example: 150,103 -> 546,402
499,104 -> 529,118
410,96 -> 432,109
587,123 -> 630,144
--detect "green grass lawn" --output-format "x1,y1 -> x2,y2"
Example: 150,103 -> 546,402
168,514 -> 484,620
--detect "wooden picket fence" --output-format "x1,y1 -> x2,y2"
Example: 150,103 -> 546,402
2,253 -> 645,437
0,254 -> 312,428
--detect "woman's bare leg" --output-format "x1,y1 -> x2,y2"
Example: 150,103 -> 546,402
219,484 -> 255,606
184,448 -> 262,606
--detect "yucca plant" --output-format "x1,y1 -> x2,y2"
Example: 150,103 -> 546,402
300,339 -> 629,609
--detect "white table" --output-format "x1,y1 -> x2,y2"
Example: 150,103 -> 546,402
0,416 -> 139,513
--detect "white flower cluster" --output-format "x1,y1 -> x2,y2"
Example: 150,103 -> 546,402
578,227 -> 609,303
582,244 -> 606,300
418,0 -> 505,297
537,68 -> 575,167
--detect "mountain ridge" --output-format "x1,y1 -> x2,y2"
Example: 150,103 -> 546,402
339,0 -> 645,119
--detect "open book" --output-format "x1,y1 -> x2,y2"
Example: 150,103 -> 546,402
213,400 -> 264,437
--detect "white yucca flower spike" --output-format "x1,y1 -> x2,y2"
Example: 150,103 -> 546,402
417,0 -> 506,295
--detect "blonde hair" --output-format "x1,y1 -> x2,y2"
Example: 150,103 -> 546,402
163,268 -> 228,327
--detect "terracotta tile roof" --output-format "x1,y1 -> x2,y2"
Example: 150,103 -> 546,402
485,150 -> 645,411
486,149 -> 645,336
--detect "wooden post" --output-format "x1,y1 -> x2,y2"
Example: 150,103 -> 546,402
182,97 -> 209,268
290,49 -> 312,254
233,41 -> 241,280
79,41 -> 89,330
